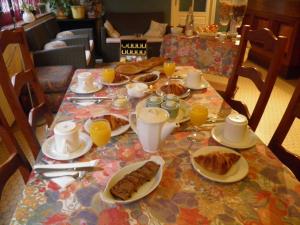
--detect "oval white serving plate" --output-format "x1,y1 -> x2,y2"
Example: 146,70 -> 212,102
191,146 -> 249,183
100,155 -> 165,204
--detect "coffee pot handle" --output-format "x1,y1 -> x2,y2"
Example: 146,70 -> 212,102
129,112 -> 138,134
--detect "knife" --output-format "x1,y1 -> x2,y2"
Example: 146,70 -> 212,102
34,160 -> 99,171
67,96 -> 112,101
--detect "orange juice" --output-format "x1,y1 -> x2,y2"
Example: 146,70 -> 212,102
102,68 -> 115,83
163,61 -> 176,77
90,120 -> 111,147
190,104 -> 208,126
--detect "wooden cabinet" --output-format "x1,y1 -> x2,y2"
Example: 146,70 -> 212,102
244,0 -> 300,78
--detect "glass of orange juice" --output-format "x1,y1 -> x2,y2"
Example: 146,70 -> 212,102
163,60 -> 176,85
189,104 -> 208,142
102,68 -> 115,83
90,119 -> 111,150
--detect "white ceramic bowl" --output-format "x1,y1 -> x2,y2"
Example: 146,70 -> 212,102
126,83 -> 148,98
171,27 -> 183,34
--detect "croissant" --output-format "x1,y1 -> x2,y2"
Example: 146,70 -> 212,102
194,152 -> 240,175
161,83 -> 187,96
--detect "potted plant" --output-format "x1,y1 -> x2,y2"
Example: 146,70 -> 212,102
20,2 -> 36,23
47,0 -> 71,19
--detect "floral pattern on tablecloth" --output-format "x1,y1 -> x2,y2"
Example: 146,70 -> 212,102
160,34 -> 239,77
11,69 -> 300,225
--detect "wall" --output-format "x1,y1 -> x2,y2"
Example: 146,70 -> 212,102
102,0 -> 171,23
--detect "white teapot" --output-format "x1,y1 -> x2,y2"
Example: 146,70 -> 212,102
130,107 -> 179,152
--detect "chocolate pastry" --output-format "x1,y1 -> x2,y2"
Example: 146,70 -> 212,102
138,74 -> 158,83
110,161 -> 160,200
194,152 -> 240,175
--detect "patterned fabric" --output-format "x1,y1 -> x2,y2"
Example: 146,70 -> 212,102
160,34 -> 239,77
11,69 -> 300,225
36,66 -> 74,93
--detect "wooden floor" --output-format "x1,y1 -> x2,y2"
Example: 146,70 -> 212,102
1,61 -> 299,224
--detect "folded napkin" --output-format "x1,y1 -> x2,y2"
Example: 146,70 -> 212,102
51,176 -> 76,189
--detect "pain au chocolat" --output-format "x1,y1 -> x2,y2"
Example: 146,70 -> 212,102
110,161 -> 160,200
194,152 -> 240,175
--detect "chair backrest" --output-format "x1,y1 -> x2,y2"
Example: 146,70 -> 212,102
268,82 -> 300,180
0,108 -> 31,198
224,25 -> 287,131
0,28 -> 53,159
43,17 -> 61,39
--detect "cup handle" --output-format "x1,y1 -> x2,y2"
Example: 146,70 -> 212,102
129,112 -> 138,134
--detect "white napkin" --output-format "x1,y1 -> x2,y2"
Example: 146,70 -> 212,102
51,176 -> 76,189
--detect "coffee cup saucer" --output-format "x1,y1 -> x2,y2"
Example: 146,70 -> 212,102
70,82 -> 103,94
211,123 -> 258,149
42,132 -> 93,160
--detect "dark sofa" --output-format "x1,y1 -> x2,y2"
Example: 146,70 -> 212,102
101,12 -> 169,62
25,15 -> 94,68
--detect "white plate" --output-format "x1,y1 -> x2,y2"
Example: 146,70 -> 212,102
191,146 -> 249,183
132,71 -> 160,84
135,98 -> 191,123
84,113 -> 130,136
70,82 -> 103,94
42,132 -> 93,160
211,123 -> 258,149
101,75 -> 130,86
184,81 -> 208,90
101,155 -> 165,204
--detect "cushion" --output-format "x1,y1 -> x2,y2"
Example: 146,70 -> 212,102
89,39 -> 94,50
144,20 -> 167,37
104,20 -> 120,38
85,50 -> 91,65
44,40 -> 67,50
56,31 -> 74,39
35,65 -> 74,93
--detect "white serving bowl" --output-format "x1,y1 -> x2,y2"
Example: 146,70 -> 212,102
126,83 -> 148,98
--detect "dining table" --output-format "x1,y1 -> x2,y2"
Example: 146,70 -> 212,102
10,68 -> 300,225
160,34 -> 239,77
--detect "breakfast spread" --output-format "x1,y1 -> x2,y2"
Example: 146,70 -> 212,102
194,152 -> 240,175
160,83 -> 188,96
115,57 -> 165,75
110,161 -> 160,200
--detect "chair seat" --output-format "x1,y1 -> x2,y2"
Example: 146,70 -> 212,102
36,65 -> 74,93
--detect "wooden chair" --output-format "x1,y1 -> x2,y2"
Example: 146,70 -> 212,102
0,28 -> 53,159
223,25 -> 287,131
0,108 -> 32,198
268,83 -> 300,180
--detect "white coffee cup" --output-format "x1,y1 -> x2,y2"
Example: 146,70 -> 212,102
77,72 -> 94,92
223,114 -> 248,142
185,70 -> 202,89
54,121 -> 80,154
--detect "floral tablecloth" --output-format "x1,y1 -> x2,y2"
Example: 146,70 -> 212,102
11,69 -> 300,225
160,34 -> 239,77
